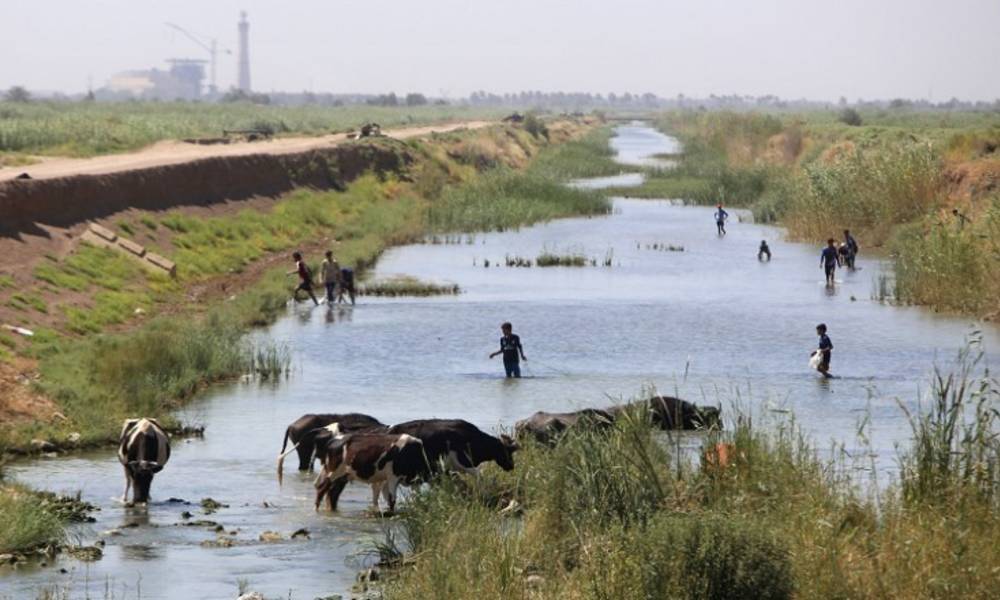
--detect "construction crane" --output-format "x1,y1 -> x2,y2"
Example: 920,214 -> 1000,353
165,22 -> 231,95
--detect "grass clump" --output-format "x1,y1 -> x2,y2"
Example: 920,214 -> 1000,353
429,169 -> 609,233
535,252 -> 588,267
0,484 -> 65,554
359,276 -> 460,297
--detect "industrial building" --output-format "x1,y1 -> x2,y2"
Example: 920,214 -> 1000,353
99,12 -> 250,101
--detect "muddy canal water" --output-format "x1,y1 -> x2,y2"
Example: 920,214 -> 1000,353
3,124 -> 996,599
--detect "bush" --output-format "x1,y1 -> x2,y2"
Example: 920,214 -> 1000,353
838,108 -> 863,126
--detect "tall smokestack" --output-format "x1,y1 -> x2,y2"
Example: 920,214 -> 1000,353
237,11 -> 251,92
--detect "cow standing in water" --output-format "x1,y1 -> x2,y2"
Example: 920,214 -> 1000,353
118,418 -> 171,504
276,412 -> 386,478
314,433 -> 428,513
387,419 -> 519,474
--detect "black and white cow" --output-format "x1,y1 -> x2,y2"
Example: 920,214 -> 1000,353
277,413 -> 386,480
314,433 -> 428,512
606,396 -> 722,431
514,408 -> 616,446
386,419 -> 519,474
118,418 -> 171,504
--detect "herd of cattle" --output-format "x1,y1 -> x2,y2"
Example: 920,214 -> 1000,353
117,396 -> 722,512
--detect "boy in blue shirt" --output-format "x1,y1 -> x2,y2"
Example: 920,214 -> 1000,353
490,322 -> 527,378
816,323 -> 833,378
715,204 -> 729,235
820,238 -> 840,285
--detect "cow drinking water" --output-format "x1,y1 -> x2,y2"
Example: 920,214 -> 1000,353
387,419 -> 519,474
118,418 -> 171,504
515,408 -> 616,446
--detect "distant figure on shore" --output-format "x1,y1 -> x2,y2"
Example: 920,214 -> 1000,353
843,229 -> 859,269
758,240 -> 771,261
490,322 -> 527,378
820,238 -> 840,286
288,251 -> 319,305
813,323 -> 834,378
320,251 -> 341,304
715,204 -> 729,235
337,266 -> 356,305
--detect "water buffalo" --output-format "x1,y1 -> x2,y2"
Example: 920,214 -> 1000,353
514,408 -> 616,446
387,419 -> 519,474
118,418 -> 171,504
606,396 -> 722,431
277,413 -> 385,477
314,433 -> 428,512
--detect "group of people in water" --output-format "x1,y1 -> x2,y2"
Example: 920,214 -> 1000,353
717,204 -> 855,379
288,250 -> 356,306
285,207 -> 856,381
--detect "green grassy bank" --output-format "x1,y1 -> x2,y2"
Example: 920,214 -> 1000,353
380,341 -> 1000,599
625,110 -> 1000,317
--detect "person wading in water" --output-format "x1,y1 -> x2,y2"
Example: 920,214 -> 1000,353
843,229 -> 859,269
758,240 -> 772,261
814,323 -> 834,379
490,322 -> 527,378
320,251 -> 341,304
288,251 -> 319,305
820,238 -> 840,286
715,204 -> 729,235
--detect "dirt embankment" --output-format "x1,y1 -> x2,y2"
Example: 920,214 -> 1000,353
0,141 -> 411,237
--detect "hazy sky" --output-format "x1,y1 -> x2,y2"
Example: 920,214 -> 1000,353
3,0 -> 999,101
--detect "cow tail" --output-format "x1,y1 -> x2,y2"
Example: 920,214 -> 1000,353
277,427 -> 296,487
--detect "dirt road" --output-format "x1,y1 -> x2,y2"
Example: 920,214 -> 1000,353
0,120 -> 492,182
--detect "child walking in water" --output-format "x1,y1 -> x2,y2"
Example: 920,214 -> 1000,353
288,251 -> 319,305
815,323 -> 833,378
320,250 -> 341,304
820,238 -> 840,286
715,204 -> 729,235
490,322 -> 527,378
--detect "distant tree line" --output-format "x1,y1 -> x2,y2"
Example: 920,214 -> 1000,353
3,83 -> 1000,114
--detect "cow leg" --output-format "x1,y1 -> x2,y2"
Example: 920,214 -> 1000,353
385,478 -> 400,513
449,451 -> 478,475
297,441 -> 313,472
314,477 -> 332,511
327,475 -> 349,511
121,465 -> 132,503
370,482 -> 382,511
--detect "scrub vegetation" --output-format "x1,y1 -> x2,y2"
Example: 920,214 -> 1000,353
0,101 -> 502,158
382,340 -> 1000,599
644,109 -> 1000,317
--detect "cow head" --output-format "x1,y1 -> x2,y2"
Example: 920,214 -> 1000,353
495,434 -> 520,471
128,460 -> 163,504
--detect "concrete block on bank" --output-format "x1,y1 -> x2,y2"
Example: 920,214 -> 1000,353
145,252 -> 177,277
117,238 -> 146,257
88,223 -> 117,242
